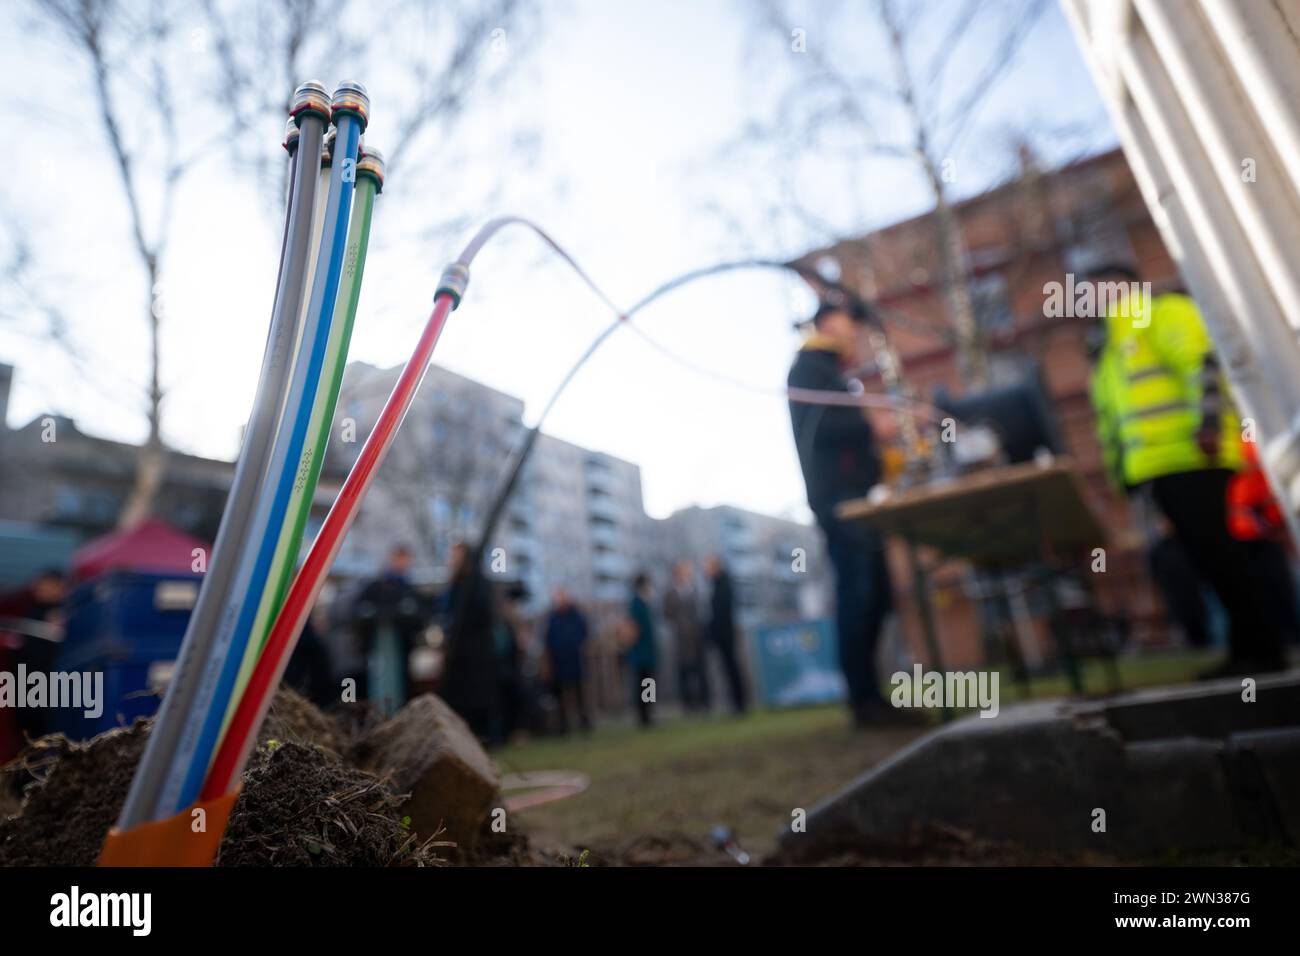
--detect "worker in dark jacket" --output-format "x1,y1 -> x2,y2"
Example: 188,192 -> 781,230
788,301 -> 894,727
351,545 -> 426,717
543,588 -> 591,734
625,573 -> 659,728
663,560 -> 709,713
704,555 -> 748,715
441,542 -> 500,740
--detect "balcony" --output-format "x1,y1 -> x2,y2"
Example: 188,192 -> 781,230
587,493 -> 621,523
589,520 -> 619,549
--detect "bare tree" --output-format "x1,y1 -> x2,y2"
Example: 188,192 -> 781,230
373,411 -> 492,566
741,0 -> 1049,388
27,0 -> 199,525
10,0 -> 539,526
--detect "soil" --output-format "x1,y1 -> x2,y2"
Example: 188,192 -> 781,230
0,720 -> 148,866
259,687 -> 350,756
0,688 -> 493,867
216,741 -> 443,866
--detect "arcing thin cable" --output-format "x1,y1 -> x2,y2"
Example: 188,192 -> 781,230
451,216 -> 627,318
623,321 -> 949,420
166,83 -> 370,815
466,237 -> 941,555
115,83 -> 331,831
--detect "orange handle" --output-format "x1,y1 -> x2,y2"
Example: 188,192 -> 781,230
98,788 -> 240,867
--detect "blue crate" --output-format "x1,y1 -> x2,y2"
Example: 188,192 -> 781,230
52,570 -> 201,738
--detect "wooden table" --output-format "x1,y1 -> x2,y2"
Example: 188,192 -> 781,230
836,458 -> 1109,694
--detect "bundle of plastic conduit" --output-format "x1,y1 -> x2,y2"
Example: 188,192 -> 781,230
100,80 -> 383,865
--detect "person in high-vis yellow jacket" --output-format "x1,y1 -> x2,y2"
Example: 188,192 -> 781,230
1086,264 -> 1290,675
1090,281 -> 1242,487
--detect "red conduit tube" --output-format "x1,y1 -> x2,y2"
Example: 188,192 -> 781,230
202,291 -> 457,799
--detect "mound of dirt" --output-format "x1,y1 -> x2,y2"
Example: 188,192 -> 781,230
259,687 -> 349,755
217,741 -> 444,867
0,721 -> 148,866
0,688 -> 507,867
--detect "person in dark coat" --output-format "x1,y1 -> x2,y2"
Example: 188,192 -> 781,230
788,301 -> 895,727
543,588 -> 591,734
441,541 -> 500,741
662,560 -> 710,713
704,555 -> 749,715
283,611 -> 337,709
625,573 -> 659,728
350,545 -> 425,717
493,582 -> 530,741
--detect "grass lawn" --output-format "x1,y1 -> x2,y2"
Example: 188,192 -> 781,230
493,649 -> 1220,861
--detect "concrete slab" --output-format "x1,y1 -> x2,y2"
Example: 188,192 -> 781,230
780,670 -> 1300,860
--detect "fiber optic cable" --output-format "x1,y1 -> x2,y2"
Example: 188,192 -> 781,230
293,127 -> 334,359
227,146 -> 384,723
220,127 -> 330,717
163,82 -> 370,815
115,82 -> 330,830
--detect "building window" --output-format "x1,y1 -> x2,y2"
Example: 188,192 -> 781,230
972,272 -> 1012,332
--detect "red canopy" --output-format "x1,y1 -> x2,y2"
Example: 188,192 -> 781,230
71,518 -> 209,581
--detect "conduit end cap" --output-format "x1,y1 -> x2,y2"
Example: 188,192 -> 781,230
357,146 -> 386,193
283,118 -> 300,154
321,127 -> 336,168
290,80 -> 331,126
331,81 -> 370,132
437,263 -> 470,309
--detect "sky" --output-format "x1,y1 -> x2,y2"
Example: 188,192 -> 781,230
0,0 -> 1115,523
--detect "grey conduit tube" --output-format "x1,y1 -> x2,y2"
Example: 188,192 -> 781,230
116,82 -> 331,829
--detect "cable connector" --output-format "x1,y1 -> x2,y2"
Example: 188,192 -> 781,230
321,127 -> 336,168
331,81 -> 370,132
290,80 -> 331,126
437,263 -> 471,310
283,117 -> 300,155
357,145 -> 386,193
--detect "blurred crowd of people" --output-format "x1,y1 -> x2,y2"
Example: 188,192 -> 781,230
329,544 -> 753,745
0,539 -> 758,758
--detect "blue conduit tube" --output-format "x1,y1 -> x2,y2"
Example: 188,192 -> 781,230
161,83 -> 370,815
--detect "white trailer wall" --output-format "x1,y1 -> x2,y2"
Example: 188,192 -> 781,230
1062,0 -> 1300,537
